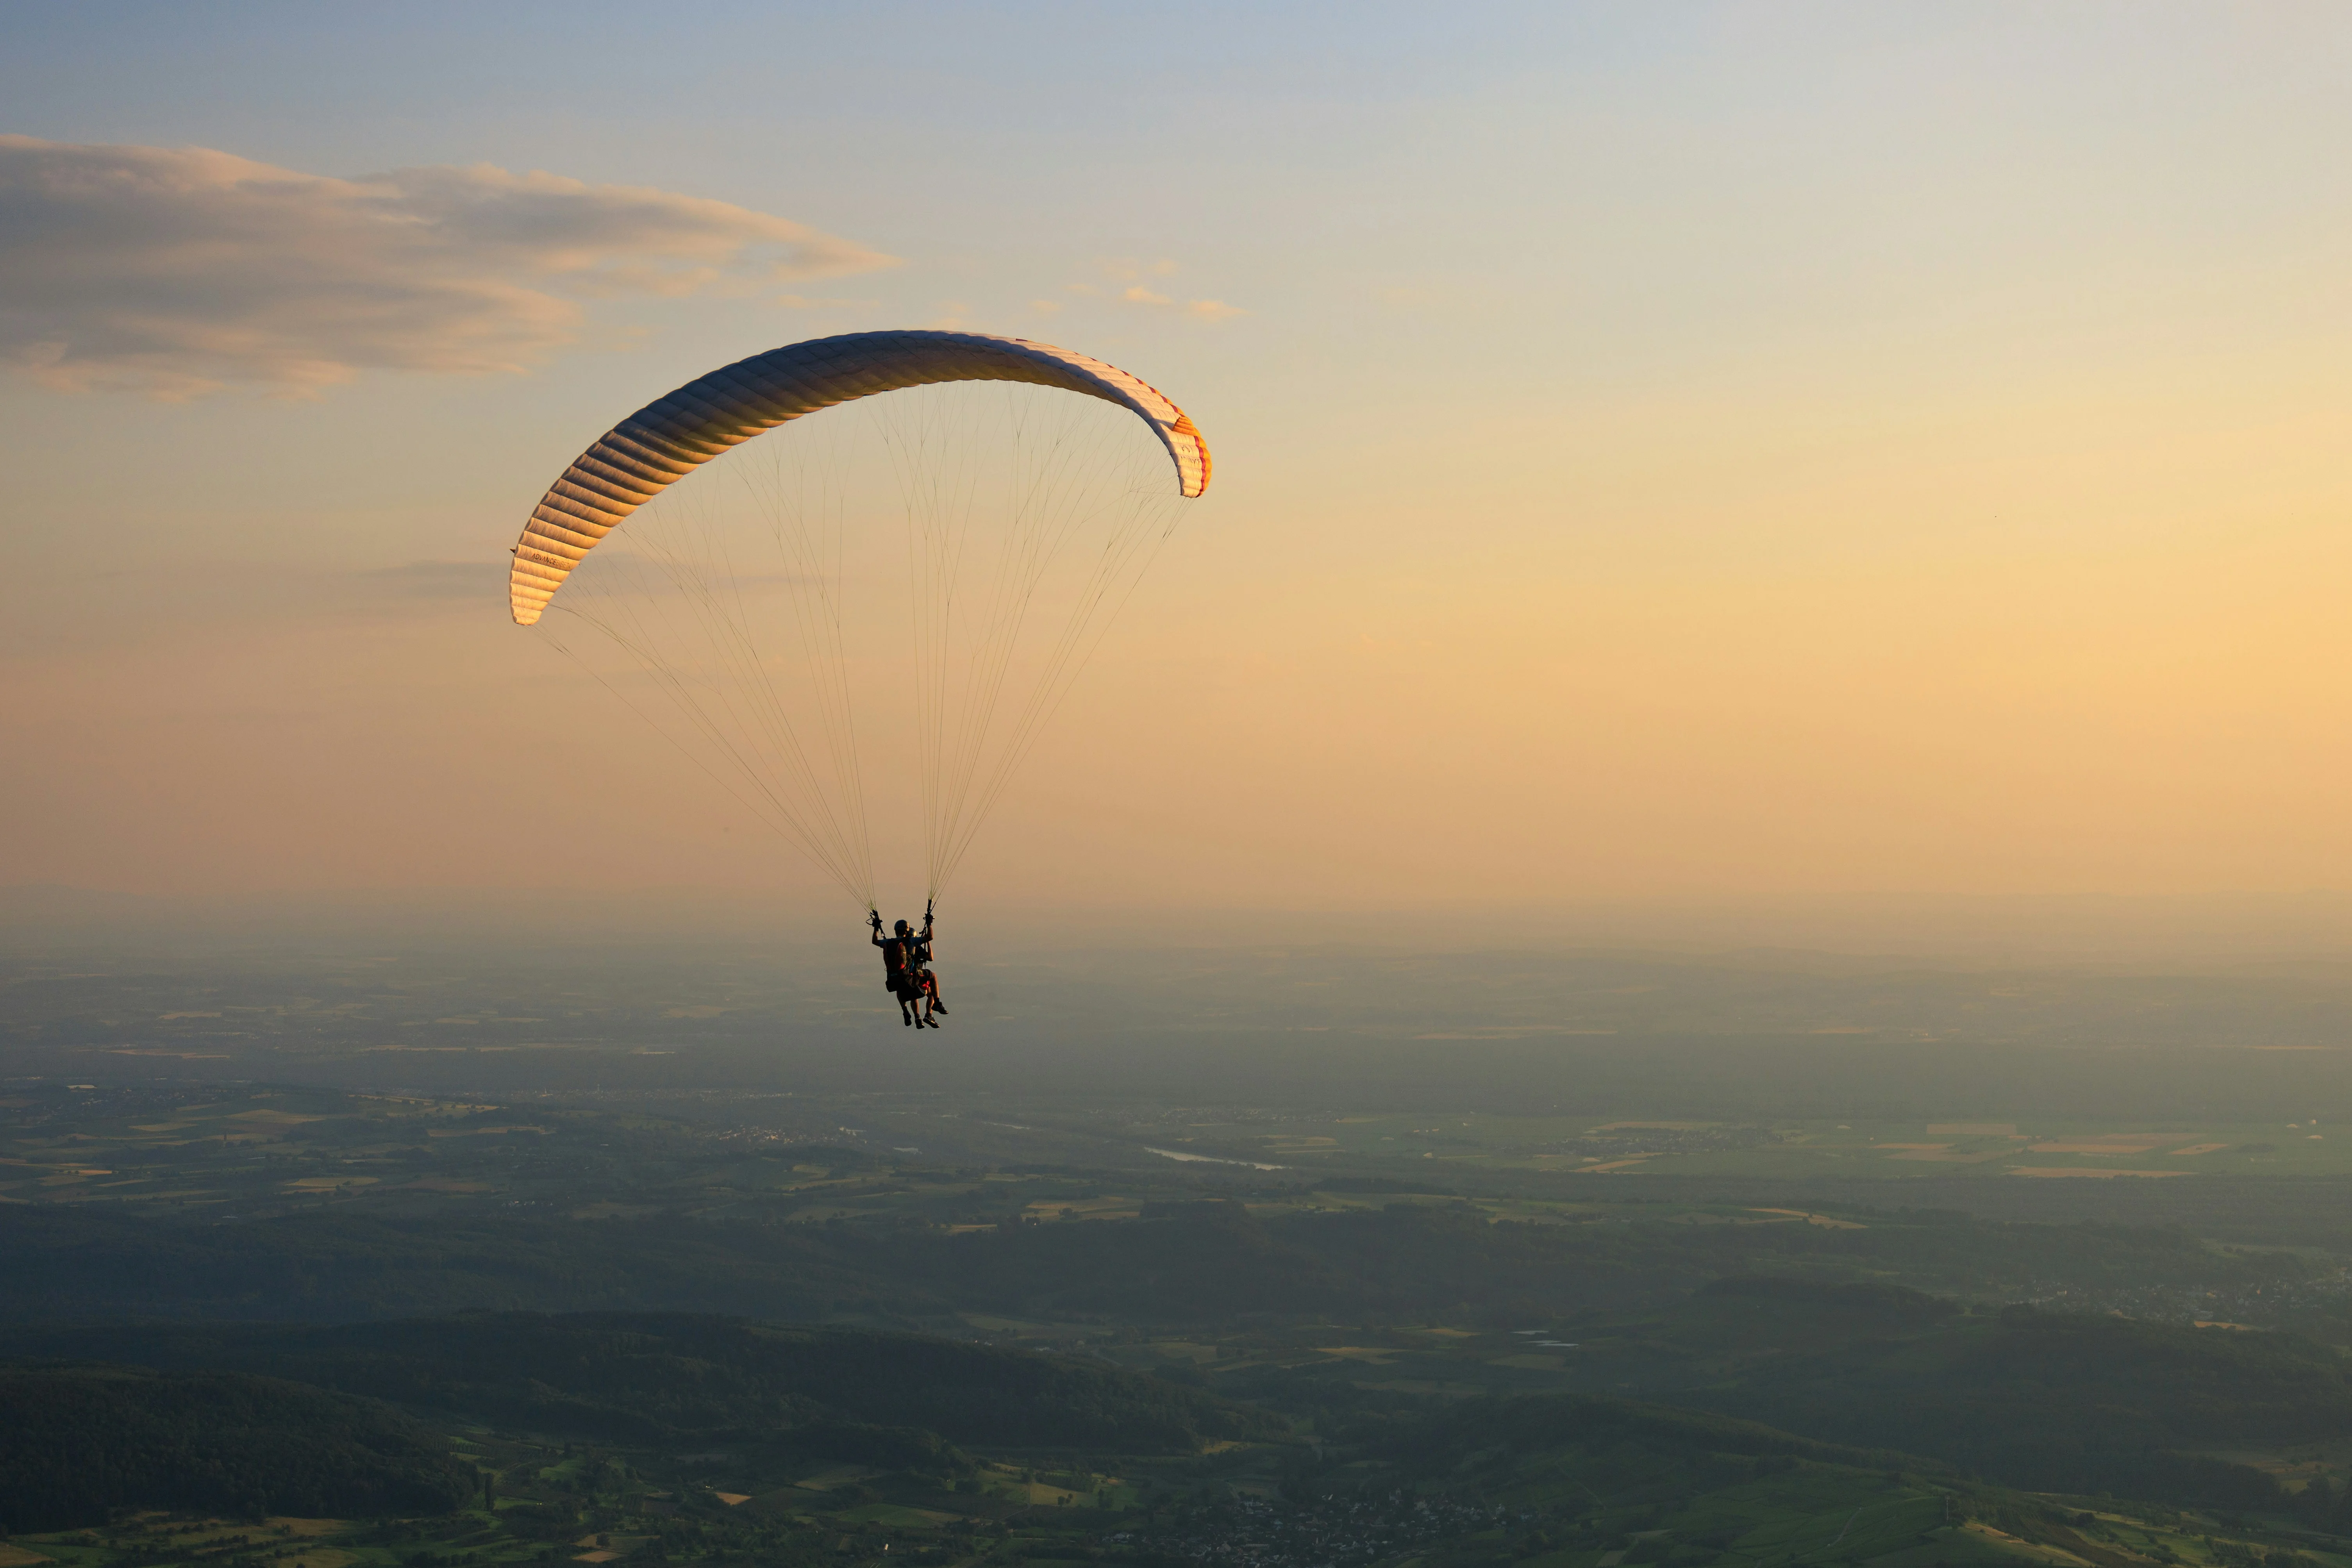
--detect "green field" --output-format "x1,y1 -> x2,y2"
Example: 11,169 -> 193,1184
7,1085 -> 2349,1229
1134,1110 -> 2352,1185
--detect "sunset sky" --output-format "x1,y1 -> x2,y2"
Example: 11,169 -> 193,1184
5,2 -> 2351,924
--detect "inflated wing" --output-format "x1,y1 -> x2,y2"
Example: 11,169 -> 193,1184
509,329 -> 1211,625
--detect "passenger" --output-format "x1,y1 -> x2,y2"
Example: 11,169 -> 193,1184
870,913 -> 925,1027
908,910 -> 946,1026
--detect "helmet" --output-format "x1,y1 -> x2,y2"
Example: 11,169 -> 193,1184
894,920 -> 911,935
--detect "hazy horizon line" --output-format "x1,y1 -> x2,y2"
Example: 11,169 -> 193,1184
9,879 -> 2352,966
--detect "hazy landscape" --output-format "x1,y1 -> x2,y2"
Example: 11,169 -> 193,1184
10,9 -> 2352,1568
8,908 -> 2352,1568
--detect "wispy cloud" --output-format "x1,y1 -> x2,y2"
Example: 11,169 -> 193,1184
0,136 -> 898,399
1076,257 -> 1243,323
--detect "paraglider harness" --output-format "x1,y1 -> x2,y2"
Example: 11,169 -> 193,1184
871,904 -> 937,1002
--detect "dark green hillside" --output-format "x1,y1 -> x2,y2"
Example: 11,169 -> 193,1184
1954,1303 -> 2352,1437
1366,1390 -> 1936,1474
1694,1275 -> 1961,1337
0,1205 -> 880,1323
1605,1280 -> 2352,1509
0,1312 -> 1282,1454
888,1202 -> 2285,1323
0,1367 -> 472,1532
0,1198 -> 2293,1330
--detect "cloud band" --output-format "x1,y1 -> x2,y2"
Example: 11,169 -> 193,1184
0,136 -> 897,399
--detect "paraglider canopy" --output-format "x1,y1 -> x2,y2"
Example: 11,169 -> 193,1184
510,329 -> 1209,626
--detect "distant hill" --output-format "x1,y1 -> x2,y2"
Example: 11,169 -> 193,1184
1620,1278 -> 2352,1510
0,1197 -> 2266,1328
0,1205 -> 883,1323
0,1313 -> 1283,1455
1369,1389 -> 1938,1475
0,1366 -> 473,1532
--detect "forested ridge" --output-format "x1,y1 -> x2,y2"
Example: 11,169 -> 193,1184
0,1313 -> 1282,1454
0,1367 -> 473,1532
1650,1280 -> 2352,1512
1366,1391 -> 1931,1474
0,1197 -> 2295,1326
